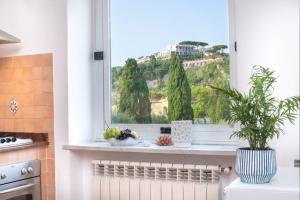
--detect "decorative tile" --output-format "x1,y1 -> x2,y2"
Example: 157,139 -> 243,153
8,99 -> 20,115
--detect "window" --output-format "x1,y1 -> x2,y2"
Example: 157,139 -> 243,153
110,0 -> 233,124
95,0 -> 237,142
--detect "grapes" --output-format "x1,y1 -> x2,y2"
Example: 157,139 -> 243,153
117,129 -> 135,140
103,128 -> 139,140
103,128 -> 121,139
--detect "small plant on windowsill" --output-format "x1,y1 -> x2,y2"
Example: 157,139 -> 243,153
210,66 -> 300,184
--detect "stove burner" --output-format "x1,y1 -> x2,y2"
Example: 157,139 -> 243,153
0,137 -> 33,149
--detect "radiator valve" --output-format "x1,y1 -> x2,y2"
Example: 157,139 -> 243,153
221,166 -> 232,175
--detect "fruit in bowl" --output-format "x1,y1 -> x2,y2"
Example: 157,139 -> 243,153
103,128 -> 140,146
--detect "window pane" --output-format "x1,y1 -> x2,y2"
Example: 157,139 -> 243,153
111,0 -> 230,124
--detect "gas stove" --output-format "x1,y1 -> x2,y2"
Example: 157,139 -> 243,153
0,137 -> 33,149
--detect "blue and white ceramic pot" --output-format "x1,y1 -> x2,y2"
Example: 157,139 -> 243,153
235,148 -> 277,184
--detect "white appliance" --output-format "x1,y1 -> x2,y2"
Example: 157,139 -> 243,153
0,160 -> 41,200
224,167 -> 300,200
92,160 -> 222,200
0,137 -> 33,149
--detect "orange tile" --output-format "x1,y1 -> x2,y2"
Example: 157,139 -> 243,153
46,171 -> 55,186
46,145 -> 55,159
42,66 -> 53,81
0,69 -> 13,82
47,184 -> 56,200
42,80 -> 53,93
0,53 -> 54,199
0,57 -> 13,69
33,93 -> 53,106
2,119 -> 14,132
0,95 -> 10,106
41,172 -> 48,200
0,82 -> 14,94
46,159 -> 55,173
11,68 -> 24,81
23,67 -> 44,80
40,54 -> 53,67
13,119 -> 25,132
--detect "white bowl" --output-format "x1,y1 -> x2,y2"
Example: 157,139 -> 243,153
107,137 -> 140,146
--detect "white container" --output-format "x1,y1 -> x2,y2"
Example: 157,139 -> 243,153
171,120 -> 192,147
107,137 -> 140,146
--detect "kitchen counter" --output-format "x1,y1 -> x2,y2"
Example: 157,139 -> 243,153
224,167 -> 300,200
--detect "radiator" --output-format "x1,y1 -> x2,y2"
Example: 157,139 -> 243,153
92,160 -> 221,200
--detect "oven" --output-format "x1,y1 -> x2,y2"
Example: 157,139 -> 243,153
0,160 -> 40,200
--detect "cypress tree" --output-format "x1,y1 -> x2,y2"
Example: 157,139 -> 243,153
167,56 -> 194,121
119,58 -> 152,123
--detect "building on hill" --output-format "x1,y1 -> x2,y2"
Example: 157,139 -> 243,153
137,43 -> 205,63
156,44 -> 199,60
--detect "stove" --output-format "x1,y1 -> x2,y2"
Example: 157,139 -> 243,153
0,160 -> 41,200
0,137 -> 33,149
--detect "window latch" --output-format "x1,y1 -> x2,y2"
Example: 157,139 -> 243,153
94,51 -> 104,60
234,41 -> 237,52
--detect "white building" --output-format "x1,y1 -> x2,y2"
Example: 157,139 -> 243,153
137,43 -> 201,63
161,44 -> 198,60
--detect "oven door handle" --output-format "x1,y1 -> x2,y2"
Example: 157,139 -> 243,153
0,183 -> 35,194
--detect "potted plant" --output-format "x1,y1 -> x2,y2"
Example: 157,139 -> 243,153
211,66 -> 300,184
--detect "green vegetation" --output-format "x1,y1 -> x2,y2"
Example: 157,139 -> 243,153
111,42 -> 231,124
112,112 -> 136,124
179,41 -> 208,47
119,58 -> 152,123
211,66 -> 300,149
207,45 -> 228,55
151,114 -> 169,124
190,62 -> 230,124
139,56 -> 170,82
167,56 -> 194,121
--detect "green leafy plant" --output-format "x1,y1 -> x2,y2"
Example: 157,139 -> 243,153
211,66 -> 300,150
167,56 -> 194,121
119,58 -> 152,123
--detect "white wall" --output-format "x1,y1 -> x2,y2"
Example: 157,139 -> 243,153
66,1 -> 300,199
235,0 -> 299,166
0,0 -> 299,200
68,0 -> 94,144
0,0 -> 70,199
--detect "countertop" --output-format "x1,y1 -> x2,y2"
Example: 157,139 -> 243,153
225,167 -> 300,200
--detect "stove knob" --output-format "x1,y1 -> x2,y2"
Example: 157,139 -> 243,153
21,168 -> 28,175
6,138 -> 11,143
0,138 -> 5,143
0,173 -> 6,179
27,167 -> 34,174
11,137 -> 17,142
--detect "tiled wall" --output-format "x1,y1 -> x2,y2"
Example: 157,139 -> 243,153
0,54 -> 55,200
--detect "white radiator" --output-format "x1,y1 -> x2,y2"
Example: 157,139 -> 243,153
92,160 -> 221,200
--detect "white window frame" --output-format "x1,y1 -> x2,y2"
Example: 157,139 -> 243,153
92,0 -> 238,145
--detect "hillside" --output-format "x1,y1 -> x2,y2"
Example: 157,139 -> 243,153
111,51 -> 230,124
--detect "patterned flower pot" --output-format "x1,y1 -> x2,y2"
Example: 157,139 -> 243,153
235,148 -> 277,184
171,120 -> 192,147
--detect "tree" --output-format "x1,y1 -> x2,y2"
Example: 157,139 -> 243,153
192,63 -> 230,124
167,56 -> 194,121
211,45 -> 228,53
179,41 -> 208,47
119,58 -> 152,123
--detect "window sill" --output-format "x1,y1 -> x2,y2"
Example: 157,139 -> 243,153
63,141 -> 237,156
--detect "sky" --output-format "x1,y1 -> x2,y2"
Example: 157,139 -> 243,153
111,0 -> 229,67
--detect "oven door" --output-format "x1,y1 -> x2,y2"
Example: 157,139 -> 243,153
0,177 -> 40,200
